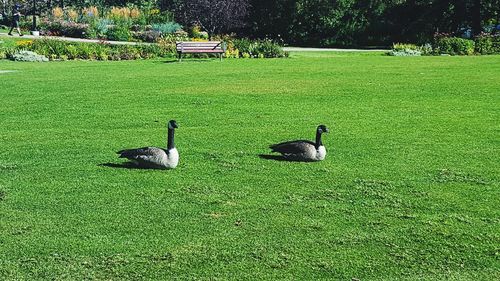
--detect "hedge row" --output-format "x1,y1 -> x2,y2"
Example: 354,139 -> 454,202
390,34 -> 500,56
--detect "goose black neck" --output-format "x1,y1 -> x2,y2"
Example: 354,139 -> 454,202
315,130 -> 323,148
167,128 -> 175,150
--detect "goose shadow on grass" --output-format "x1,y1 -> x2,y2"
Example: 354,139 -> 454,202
152,58 -> 220,64
98,162 -> 164,170
258,154 -> 294,162
148,59 -> 176,64
258,154 -> 317,162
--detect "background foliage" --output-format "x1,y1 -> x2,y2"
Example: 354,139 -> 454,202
1,0 -> 499,46
245,0 -> 500,47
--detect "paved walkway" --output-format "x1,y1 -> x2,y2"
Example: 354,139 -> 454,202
283,47 -> 388,52
0,32 -> 146,45
1,32 -> 388,51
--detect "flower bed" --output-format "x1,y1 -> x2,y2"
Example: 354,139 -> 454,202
37,6 -> 181,43
1,36 -> 287,61
3,38 -> 171,61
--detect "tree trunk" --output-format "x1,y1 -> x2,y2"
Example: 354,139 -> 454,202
453,0 -> 467,31
471,0 -> 482,35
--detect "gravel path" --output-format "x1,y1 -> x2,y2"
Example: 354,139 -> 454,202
0,32 -> 148,45
283,47 -> 388,52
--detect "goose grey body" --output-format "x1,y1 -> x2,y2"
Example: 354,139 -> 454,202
117,120 -> 179,169
118,146 -> 179,169
270,125 -> 329,161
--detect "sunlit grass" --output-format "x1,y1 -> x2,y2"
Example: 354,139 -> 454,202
0,53 -> 499,279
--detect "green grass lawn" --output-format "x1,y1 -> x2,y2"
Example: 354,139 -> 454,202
0,53 -> 499,280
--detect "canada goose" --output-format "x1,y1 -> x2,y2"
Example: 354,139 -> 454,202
269,125 -> 329,161
117,120 -> 179,169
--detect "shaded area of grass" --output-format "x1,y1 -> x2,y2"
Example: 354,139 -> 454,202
0,53 -> 499,279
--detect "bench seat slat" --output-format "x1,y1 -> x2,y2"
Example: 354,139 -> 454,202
177,48 -> 222,51
176,41 -> 226,61
176,41 -> 222,44
177,46 -> 222,49
177,43 -> 221,45
177,46 -> 223,49
178,50 -> 224,53
178,45 -> 221,46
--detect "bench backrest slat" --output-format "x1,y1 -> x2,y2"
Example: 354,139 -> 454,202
176,41 -> 225,53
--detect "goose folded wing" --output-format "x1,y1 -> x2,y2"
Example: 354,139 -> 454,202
117,147 -> 164,160
270,140 -> 315,154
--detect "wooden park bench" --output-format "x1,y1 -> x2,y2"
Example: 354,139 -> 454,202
176,41 -> 226,61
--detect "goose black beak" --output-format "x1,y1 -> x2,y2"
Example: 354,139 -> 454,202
169,120 -> 179,129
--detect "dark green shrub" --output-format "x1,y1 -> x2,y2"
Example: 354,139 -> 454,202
147,10 -> 174,24
475,34 -> 500,55
253,39 -> 285,58
115,45 -> 141,60
65,44 -> 78,59
420,43 -> 434,55
0,38 -> 16,59
137,44 -> 165,58
233,38 -> 253,54
434,36 -> 475,55
106,24 -> 131,42
132,14 -> 148,27
19,16 -> 36,30
232,38 -> 285,58
156,33 -> 190,57
30,39 -> 68,57
107,48 -> 122,61
76,43 -> 96,60
86,18 -> 112,39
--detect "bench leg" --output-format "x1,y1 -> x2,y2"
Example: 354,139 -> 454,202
178,53 -> 182,62
219,53 -> 222,61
